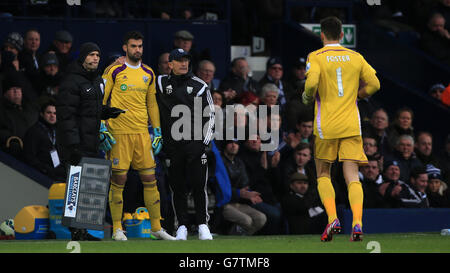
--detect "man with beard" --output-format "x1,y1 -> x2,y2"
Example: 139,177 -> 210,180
24,100 -> 66,181
56,42 -> 124,241
102,31 -> 175,241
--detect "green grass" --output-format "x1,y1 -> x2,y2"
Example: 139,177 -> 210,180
0,233 -> 449,253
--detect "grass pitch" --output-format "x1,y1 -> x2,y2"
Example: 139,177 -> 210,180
0,233 -> 449,253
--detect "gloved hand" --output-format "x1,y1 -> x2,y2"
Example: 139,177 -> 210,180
101,105 -> 125,120
302,92 -> 314,105
99,121 -> 116,153
152,127 -> 163,155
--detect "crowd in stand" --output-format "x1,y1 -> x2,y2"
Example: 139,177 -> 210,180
0,0 -> 449,236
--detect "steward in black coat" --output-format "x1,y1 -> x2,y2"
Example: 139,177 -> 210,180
56,42 -> 121,166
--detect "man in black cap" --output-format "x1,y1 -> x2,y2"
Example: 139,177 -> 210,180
47,30 -> 74,72
156,48 -> 215,240
258,57 -> 294,106
281,172 -> 327,234
172,29 -> 210,73
35,52 -> 63,104
0,74 -> 39,160
56,42 -> 123,241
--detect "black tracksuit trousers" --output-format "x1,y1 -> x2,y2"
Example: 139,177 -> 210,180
166,141 -> 209,227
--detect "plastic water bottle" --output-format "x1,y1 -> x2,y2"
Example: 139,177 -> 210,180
441,229 -> 450,235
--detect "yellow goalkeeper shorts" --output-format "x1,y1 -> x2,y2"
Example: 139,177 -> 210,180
107,132 -> 155,171
314,135 -> 368,165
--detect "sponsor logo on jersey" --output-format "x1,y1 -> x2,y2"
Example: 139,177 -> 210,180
120,84 -> 127,91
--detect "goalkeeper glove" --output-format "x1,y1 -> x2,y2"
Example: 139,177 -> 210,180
302,92 -> 314,105
99,121 -> 116,153
152,127 -> 163,155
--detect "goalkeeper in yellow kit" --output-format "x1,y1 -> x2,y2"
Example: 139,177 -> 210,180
302,16 -> 380,242
102,30 -> 175,241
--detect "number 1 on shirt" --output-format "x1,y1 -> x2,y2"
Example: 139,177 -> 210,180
336,67 -> 344,97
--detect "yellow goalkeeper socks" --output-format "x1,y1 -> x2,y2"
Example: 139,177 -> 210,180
109,181 -> 124,232
142,180 -> 162,232
348,181 -> 364,228
317,176 -> 337,224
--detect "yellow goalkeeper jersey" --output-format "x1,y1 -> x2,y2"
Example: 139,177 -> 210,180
305,44 -> 378,139
102,62 -> 160,134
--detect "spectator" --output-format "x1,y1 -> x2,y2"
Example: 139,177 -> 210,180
428,83 -> 445,102
238,134 -> 283,235
0,73 -> 39,160
211,90 -> 226,109
283,114 -> 315,158
426,164 -> 450,208
259,83 -> 279,108
1,48 -> 38,103
419,12 -> 450,66
286,57 -> 306,97
363,135 -> 379,157
442,83 -> 450,106
23,100 -> 66,181
221,139 -> 267,235
2,32 -> 23,58
364,108 -> 393,157
281,143 -> 316,195
35,52 -> 64,105
359,156 -> 387,208
172,29 -> 210,73
219,57 -> 260,104
156,52 -> 171,76
415,131 -> 441,168
381,162 -> 428,208
238,90 -> 260,107
18,29 -> 41,84
379,160 -> 403,197
281,173 -> 327,235
438,134 -> 450,184
385,134 -> 423,182
196,59 -> 217,92
388,107 -> 415,149
47,30 -> 74,72
409,167 -> 430,206
258,57 -> 294,108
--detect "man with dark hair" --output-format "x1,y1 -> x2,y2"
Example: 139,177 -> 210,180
56,42 -> 123,241
23,100 -> 66,181
102,30 -> 174,241
302,16 -> 380,241
156,48 -> 215,240
221,139 -> 267,235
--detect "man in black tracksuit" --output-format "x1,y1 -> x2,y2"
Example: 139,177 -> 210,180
156,48 -> 215,240
56,42 -> 122,240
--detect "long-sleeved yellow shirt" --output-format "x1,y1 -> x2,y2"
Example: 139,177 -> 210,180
102,62 -> 160,134
304,44 -> 380,139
